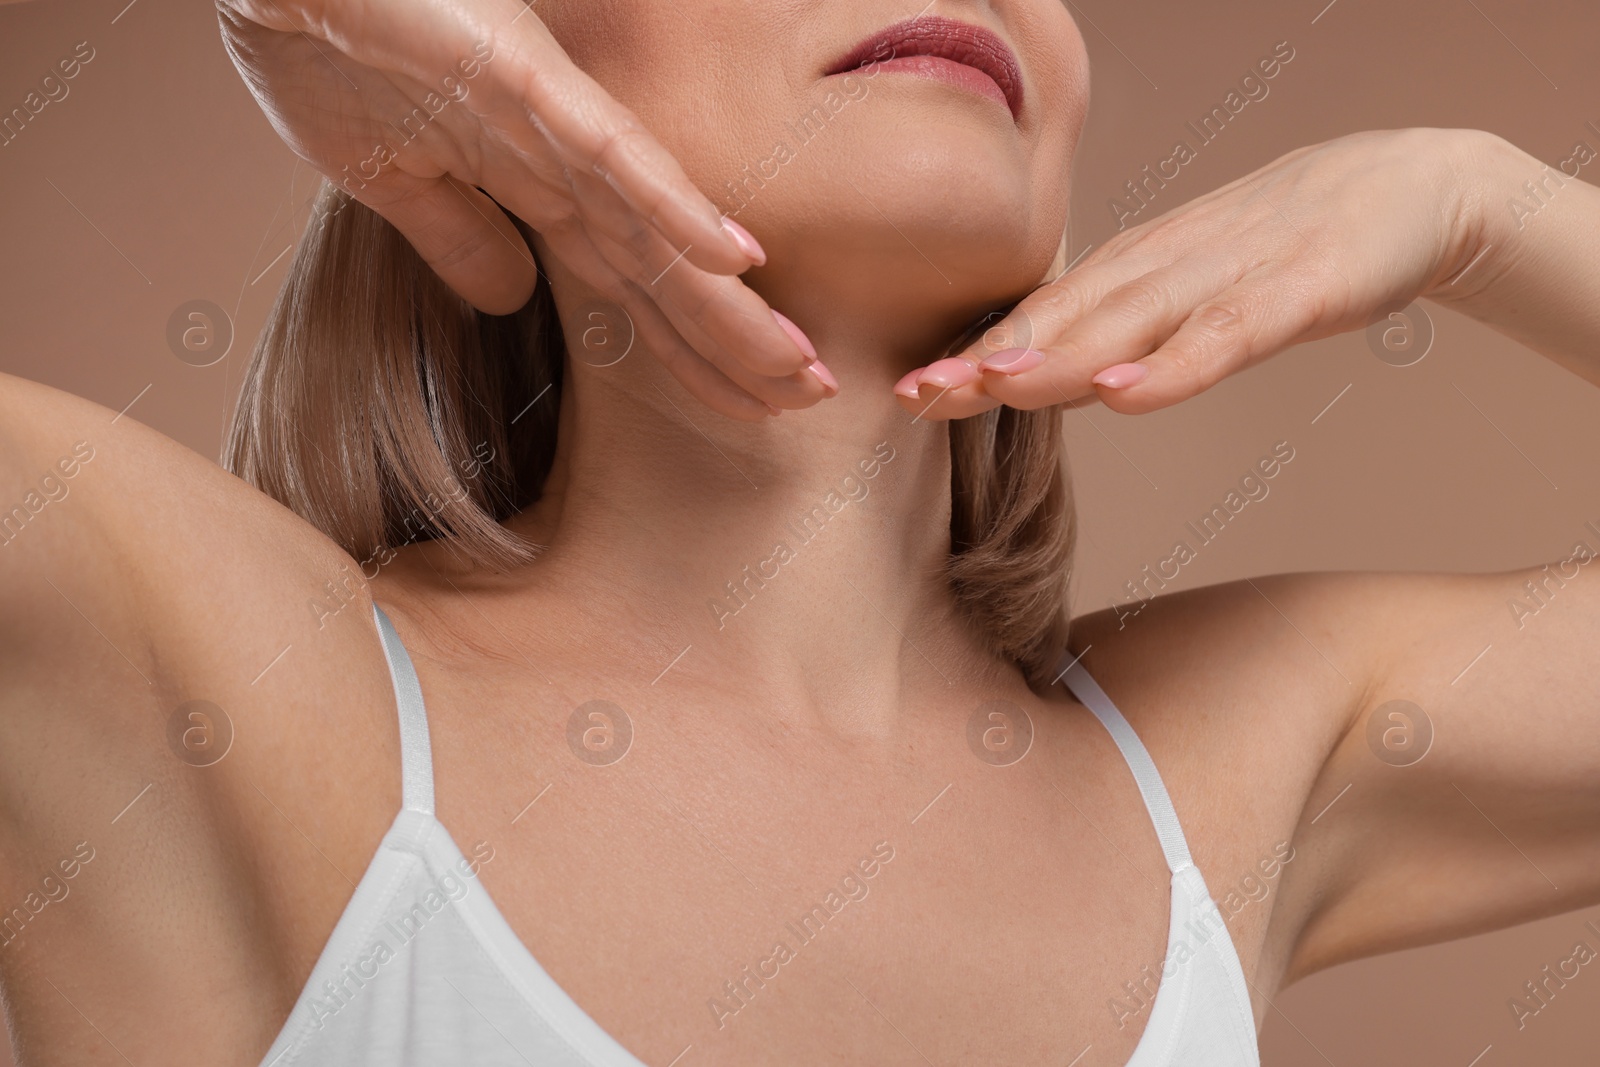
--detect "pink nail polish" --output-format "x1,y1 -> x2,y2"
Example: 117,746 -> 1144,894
893,368 -> 923,399
770,309 -> 817,362
721,216 -> 767,266
807,361 -> 839,395
1091,362 -> 1150,389
980,348 -> 1046,375
918,357 -> 979,390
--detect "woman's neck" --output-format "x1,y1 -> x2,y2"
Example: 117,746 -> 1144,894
500,309 -> 1020,731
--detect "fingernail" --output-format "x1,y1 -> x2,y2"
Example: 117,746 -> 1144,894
1091,362 -> 1150,389
722,216 -> 767,266
893,368 -> 923,399
980,348 -> 1046,375
770,309 -> 818,362
918,357 -> 979,390
807,360 -> 839,395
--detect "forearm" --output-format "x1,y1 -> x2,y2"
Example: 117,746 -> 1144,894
1430,130 -> 1600,384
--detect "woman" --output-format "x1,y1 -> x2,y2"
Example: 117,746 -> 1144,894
0,0 -> 1596,1063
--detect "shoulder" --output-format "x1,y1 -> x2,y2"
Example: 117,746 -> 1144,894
0,370 -> 397,824
1068,566 -> 1506,759
1068,569 -> 1385,755
0,372 -> 417,1029
1067,571 -> 1398,971
0,370 -> 371,655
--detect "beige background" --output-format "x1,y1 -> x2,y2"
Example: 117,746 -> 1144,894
3,0 -> 1599,1063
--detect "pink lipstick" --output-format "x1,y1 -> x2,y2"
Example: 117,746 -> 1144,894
826,15 -> 1025,119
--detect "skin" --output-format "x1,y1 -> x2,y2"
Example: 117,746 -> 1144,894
1,2 -> 1599,1066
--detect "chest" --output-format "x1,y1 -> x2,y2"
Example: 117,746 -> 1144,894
12,606 -> 1297,1067
395,663 -> 1213,1066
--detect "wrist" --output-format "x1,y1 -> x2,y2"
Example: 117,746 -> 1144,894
1424,129 -> 1533,307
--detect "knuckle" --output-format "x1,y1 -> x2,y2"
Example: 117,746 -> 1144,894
1104,276 -> 1172,319
1052,335 -> 1088,363
1164,342 -> 1210,380
673,273 -> 725,322
588,121 -> 646,177
616,211 -> 652,255
1035,282 -> 1092,324
1164,299 -> 1253,379
1190,299 -> 1248,336
971,314 -> 1025,357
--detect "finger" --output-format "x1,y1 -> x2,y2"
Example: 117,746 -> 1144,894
620,286 -> 779,421
978,261 -> 1237,412
891,371 -> 1109,421
483,16 -> 760,275
602,246 -> 829,410
540,224 -> 775,421
638,288 -> 831,410
895,255 -> 1168,418
954,253 -> 1167,363
353,169 -> 539,315
889,359 -> 1001,422
259,0 -> 761,275
569,169 -> 815,379
1089,270 -> 1325,415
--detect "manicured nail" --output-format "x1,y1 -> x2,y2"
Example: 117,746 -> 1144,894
893,368 -> 923,399
1091,362 -> 1150,389
980,348 -> 1046,375
721,216 -> 767,266
807,360 -> 839,395
770,309 -> 817,362
918,357 -> 979,390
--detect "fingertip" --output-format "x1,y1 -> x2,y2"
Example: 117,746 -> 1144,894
721,216 -> 767,267
723,392 -> 778,422
978,348 -> 1046,376
893,368 -> 923,399
918,358 -> 979,390
806,360 -> 839,396
464,265 -> 540,316
770,309 -> 817,363
672,198 -> 763,276
1090,362 -> 1150,389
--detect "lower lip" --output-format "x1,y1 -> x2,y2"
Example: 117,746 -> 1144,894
856,55 -> 1011,115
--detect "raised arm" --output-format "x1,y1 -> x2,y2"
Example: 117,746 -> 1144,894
1280,136 -> 1600,977
893,128 -> 1600,417
1271,564 -> 1600,981
214,0 -> 832,420
884,125 -> 1600,974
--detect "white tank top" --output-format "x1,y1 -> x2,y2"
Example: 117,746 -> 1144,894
256,604 -> 1261,1066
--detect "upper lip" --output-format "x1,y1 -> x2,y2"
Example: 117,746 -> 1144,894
825,15 -> 1025,118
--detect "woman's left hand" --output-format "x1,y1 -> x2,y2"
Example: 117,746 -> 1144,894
894,128 -> 1492,419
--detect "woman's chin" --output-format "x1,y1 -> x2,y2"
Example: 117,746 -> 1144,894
743,257 -> 1041,366
751,214 -> 1053,332
734,145 -> 1057,286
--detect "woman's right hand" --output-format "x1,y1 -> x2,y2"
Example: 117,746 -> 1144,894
216,0 -> 830,419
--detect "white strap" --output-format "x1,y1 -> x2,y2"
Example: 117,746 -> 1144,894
1056,650 -> 1193,874
372,601 -> 436,815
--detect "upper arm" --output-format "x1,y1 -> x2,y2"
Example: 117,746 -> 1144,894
0,372 -> 134,676
0,372 -> 406,1044
1282,563 -> 1600,981
0,371 -> 373,827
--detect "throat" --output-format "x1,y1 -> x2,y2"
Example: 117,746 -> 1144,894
483,367 -> 1006,720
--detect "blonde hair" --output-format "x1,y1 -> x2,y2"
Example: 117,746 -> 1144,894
226,183 -> 1077,687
